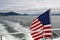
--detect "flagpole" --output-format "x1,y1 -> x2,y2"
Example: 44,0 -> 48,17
1,36 -> 2,40
49,8 -> 53,40
0,35 -> 2,40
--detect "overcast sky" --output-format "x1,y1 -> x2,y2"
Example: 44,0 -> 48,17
0,0 -> 60,13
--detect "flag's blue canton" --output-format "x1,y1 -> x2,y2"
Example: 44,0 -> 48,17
37,10 -> 50,25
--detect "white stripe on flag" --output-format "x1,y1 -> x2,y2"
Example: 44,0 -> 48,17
44,33 -> 52,35
33,19 -> 38,23
44,25 -> 51,27
31,24 -> 43,31
31,22 -> 41,27
32,31 -> 43,36
34,34 -> 43,39
44,29 -> 51,31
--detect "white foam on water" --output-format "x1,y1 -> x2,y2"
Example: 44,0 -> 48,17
53,37 -> 60,40
0,21 -> 22,40
3,20 -> 33,40
0,20 -> 60,40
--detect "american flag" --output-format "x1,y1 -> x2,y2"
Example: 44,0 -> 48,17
30,9 -> 52,40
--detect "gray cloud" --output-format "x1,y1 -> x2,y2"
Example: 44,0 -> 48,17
0,0 -> 60,13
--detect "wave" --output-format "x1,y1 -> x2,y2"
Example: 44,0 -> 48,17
0,20 -> 33,40
0,23 -> 21,40
0,20 -> 60,40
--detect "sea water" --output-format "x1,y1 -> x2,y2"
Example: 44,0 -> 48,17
0,16 -> 60,40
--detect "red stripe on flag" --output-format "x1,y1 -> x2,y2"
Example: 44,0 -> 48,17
45,30 -> 51,33
31,24 -> 43,31
33,19 -> 38,22
32,26 -> 43,31
31,32 -> 38,35
45,35 -> 52,38
34,36 -> 43,40
43,26 -> 51,29
32,32 -> 43,38
30,23 -> 41,29
43,25 -> 52,38
32,20 -> 40,25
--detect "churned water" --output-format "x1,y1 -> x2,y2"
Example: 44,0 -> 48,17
0,15 -> 60,40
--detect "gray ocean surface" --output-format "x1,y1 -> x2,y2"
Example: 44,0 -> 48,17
0,15 -> 60,40
0,16 -> 60,28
